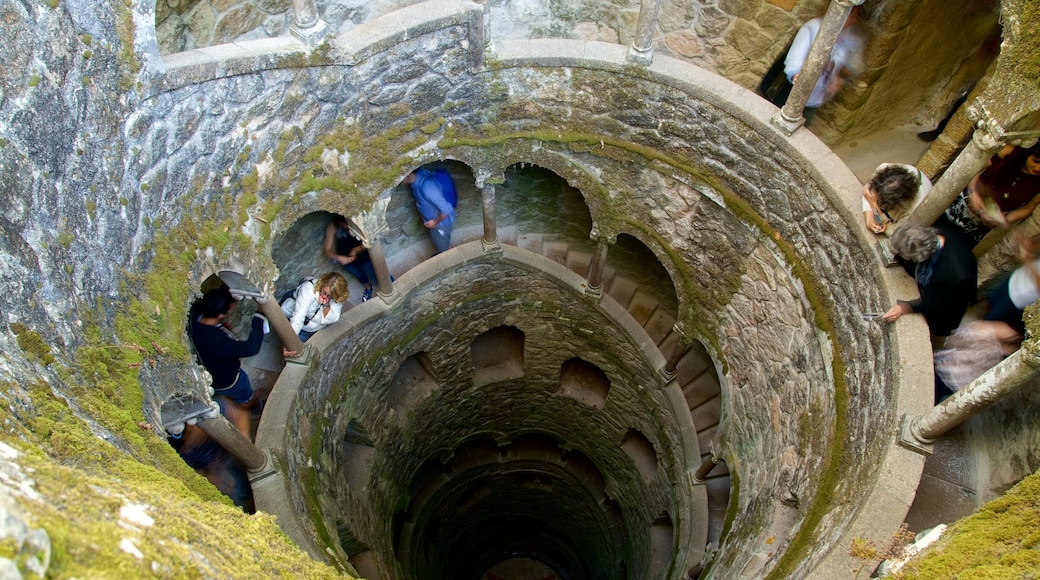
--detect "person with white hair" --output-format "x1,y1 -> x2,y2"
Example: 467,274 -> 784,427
882,223 -> 977,336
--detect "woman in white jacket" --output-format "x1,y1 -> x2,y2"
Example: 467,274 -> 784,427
280,272 -> 349,355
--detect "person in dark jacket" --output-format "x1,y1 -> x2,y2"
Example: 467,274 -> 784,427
189,285 -> 265,413
882,223 -> 978,336
167,398 -> 255,512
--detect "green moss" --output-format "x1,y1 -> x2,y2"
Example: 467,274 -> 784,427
119,196 -> 128,206
10,323 -> 55,366
0,537 -> 17,559
114,1 -> 139,92
28,74 -> 40,88
900,469 -> 1040,579
420,118 -> 446,135
274,127 -> 300,163
79,33 -> 92,45
0,438 -> 344,579
57,231 -> 74,249
82,50 -> 91,60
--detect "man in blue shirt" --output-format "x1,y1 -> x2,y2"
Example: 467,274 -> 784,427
404,168 -> 455,254
189,286 -> 265,414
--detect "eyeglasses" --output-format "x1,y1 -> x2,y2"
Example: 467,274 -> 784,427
319,288 -> 331,299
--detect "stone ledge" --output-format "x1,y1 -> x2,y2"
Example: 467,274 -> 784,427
153,0 -> 483,96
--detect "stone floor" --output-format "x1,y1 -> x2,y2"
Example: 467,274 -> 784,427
834,126 -> 982,538
832,124 -> 933,182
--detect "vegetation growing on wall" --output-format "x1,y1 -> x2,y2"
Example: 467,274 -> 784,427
899,468 -> 1040,578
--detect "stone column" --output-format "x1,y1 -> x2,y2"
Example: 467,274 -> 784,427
161,396 -> 274,478
771,0 -> 862,136
467,0 -> 489,70
899,340 -> 1040,453
585,240 -> 609,297
692,455 -> 720,484
481,184 -> 498,248
368,238 -> 396,302
904,123 -> 1005,227
627,0 -> 664,65
256,299 -> 308,363
664,322 -> 692,374
288,0 -> 328,45
196,408 -> 270,472
217,269 -> 310,363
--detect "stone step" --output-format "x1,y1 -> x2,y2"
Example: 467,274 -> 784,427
644,309 -> 676,346
543,241 -> 569,265
566,249 -> 592,278
498,224 -> 519,247
690,394 -> 722,432
627,290 -> 659,326
517,232 -> 543,255
607,275 -> 639,310
682,370 -> 721,412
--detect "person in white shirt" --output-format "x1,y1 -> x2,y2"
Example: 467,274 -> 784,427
985,234 -> 1040,336
783,8 -> 864,122
862,164 -> 933,235
280,272 -> 349,356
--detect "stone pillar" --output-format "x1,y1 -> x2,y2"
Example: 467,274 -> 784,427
585,240 -> 609,298
161,396 -> 274,479
664,322 -> 692,374
288,0 -> 328,45
692,455 -> 720,484
899,340 -> 1040,453
481,184 -> 498,248
196,408 -> 270,472
771,0 -> 862,136
368,238 -> 396,302
217,269 -> 310,364
256,299 -> 308,363
904,123 -> 1005,227
627,0 -> 664,65
467,0 -> 489,70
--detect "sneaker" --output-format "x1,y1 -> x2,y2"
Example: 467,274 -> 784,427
362,287 -> 373,302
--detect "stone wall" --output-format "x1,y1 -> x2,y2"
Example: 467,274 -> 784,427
295,255 -> 689,577
153,0 -> 1015,147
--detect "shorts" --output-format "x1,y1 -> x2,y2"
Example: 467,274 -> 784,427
212,368 -> 254,404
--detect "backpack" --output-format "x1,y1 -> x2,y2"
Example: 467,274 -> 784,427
430,168 -> 457,207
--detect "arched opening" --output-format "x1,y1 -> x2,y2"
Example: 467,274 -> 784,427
388,352 -> 440,421
499,163 -> 595,265
386,160 -> 479,265
558,357 -> 610,409
471,326 -> 525,386
620,429 -> 658,485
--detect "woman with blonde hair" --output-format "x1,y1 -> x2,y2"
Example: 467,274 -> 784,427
279,272 -> 349,355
